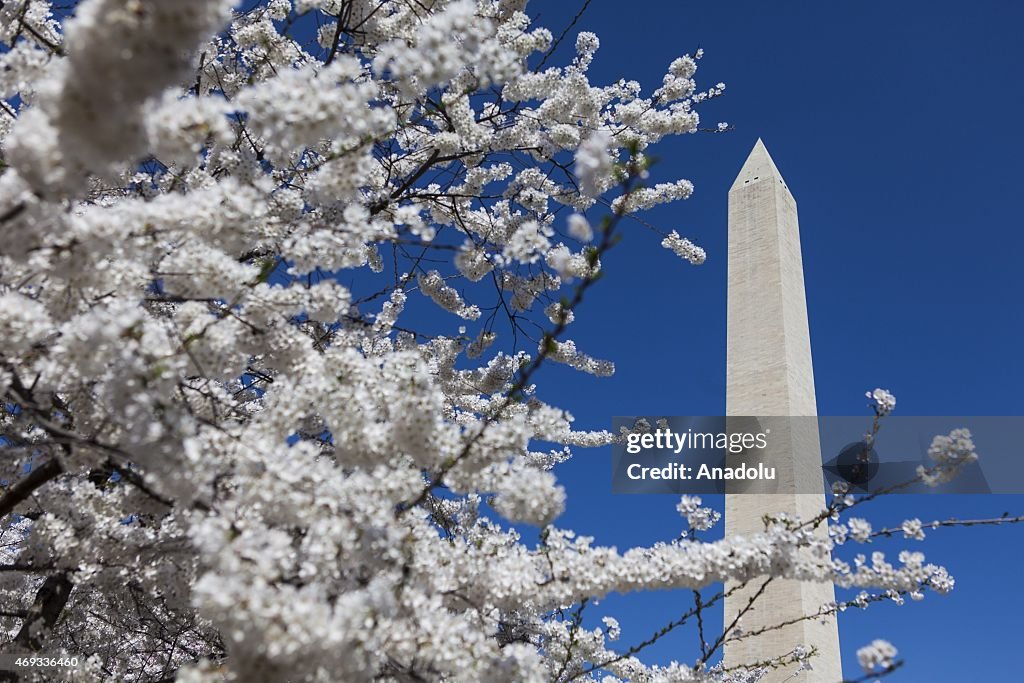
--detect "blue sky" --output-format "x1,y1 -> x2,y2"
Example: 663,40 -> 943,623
517,1 -> 1024,679
243,0 -> 1022,677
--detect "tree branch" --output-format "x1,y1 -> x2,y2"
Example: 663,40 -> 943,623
0,458 -> 63,520
12,572 -> 73,650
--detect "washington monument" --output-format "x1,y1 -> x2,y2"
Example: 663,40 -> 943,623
724,140 -> 843,681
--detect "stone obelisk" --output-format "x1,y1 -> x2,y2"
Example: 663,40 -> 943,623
723,139 -> 842,681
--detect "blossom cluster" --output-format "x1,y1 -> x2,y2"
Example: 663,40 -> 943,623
919,428 -> 978,486
866,387 -> 897,416
856,639 -> 899,673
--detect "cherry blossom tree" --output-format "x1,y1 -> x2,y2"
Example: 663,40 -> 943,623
0,1 -> 1015,681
